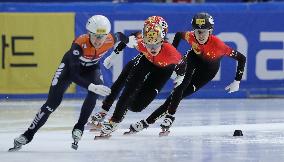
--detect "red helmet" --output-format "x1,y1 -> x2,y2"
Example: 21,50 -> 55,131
143,16 -> 168,44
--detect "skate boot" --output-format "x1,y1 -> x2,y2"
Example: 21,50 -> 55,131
159,114 -> 175,137
71,129 -> 83,150
8,135 -> 28,152
94,120 -> 118,140
124,120 -> 149,135
86,111 -> 107,132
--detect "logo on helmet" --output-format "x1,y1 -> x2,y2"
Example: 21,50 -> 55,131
196,19 -> 206,26
96,29 -> 107,34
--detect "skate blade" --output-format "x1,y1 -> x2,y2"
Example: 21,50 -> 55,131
123,130 -> 136,135
159,130 -> 170,137
89,128 -> 101,132
8,146 -> 21,152
94,134 -> 111,140
71,142 -> 78,150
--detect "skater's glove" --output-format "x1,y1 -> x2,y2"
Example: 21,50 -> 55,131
88,83 -> 111,96
225,80 -> 240,93
174,75 -> 184,88
171,71 -> 184,88
171,57 -> 187,88
126,35 -> 137,48
170,71 -> 177,80
103,51 -> 119,69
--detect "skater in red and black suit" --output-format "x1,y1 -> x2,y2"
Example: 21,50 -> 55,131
86,32 -> 143,131
87,32 -> 185,132
127,12 -> 246,136
95,16 -> 183,138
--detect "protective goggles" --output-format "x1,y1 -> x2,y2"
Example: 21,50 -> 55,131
145,42 -> 162,49
194,29 -> 210,35
89,32 -> 107,39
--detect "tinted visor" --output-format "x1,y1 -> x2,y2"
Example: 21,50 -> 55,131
89,32 -> 107,39
145,42 -> 162,49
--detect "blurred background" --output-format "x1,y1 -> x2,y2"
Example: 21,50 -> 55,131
1,0 -> 284,100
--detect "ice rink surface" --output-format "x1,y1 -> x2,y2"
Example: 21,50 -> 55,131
1,99 -> 284,162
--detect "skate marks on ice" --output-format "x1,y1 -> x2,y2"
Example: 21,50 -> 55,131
2,99 -> 284,162
88,122 -> 284,140
2,124 -> 284,162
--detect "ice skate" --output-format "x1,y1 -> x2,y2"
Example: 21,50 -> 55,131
159,127 -> 171,137
159,114 -> 175,137
94,133 -> 112,140
124,120 -> 149,135
86,111 -> 107,132
94,120 -> 118,140
71,129 -> 83,150
8,135 -> 28,152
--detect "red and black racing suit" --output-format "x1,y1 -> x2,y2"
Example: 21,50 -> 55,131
145,31 -> 246,124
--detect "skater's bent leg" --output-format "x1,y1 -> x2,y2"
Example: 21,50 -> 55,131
22,79 -> 71,142
23,103 -> 56,142
145,96 -> 172,124
102,59 -> 134,111
73,92 -> 98,132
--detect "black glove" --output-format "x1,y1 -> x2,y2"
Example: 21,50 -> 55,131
174,56 -> 187,76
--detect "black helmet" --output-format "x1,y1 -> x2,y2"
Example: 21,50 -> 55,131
191,12 -> 214,30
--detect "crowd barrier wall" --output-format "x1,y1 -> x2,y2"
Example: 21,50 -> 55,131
1,2 -> 284,99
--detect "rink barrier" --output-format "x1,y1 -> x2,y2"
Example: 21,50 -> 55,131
0,2 -> 284,99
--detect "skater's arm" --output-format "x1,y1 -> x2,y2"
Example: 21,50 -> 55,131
229,50 -> 246,81
103,32 -> 141,69
172,32 -> 187,48
68,43 -> 91,89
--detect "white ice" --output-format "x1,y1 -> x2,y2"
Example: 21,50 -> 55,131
1,99 -> 284,162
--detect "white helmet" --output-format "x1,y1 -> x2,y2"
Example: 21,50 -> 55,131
86,15 -> 111,34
